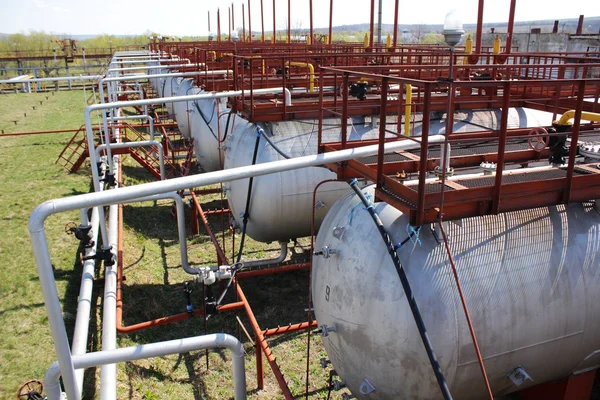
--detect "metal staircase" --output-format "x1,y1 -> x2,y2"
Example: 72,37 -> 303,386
55,125 -> 89,173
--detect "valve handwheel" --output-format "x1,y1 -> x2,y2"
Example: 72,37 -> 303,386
17,380 -> 43,399
528,127 -> 549,151
64,221 -> 77,235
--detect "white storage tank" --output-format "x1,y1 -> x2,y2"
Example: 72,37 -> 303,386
312,184 -> 600,399
222,107 -> 552,243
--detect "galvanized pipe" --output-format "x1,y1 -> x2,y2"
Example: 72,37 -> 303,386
71,205 -> 100,395
95,141 -> 165,180
100,156 -> 119,400
0,75 -> 102,84
44,334 -> 246,400
240,241 -> 287,268
29,135 -> 444,400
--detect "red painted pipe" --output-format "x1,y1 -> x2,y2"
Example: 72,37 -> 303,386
242,3 -> 246,42
248,0 -> 252,42
309,0 -> 314,44
217,8 -> 222,43
393,0 -> 399,47
236,284 -> 294,399
287,0 -> 291,43
369,0 -> 375,48
505,0 -> 516,54
263,321 -> 318,336
475,0 -> 484,55
236,262 -> 310,279
260,0 -> 265,43
328,0 -> 333,44
272,0 -> 276,43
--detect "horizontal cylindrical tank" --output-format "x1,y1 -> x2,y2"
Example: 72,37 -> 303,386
223,118 -> 350,243
312,184 -> 600,399
223,107 -> 551,243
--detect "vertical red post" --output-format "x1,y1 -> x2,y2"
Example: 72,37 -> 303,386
232,3 -> 235,38
309,0 -> 314,44
260,0 -> 265,42
369,0 -> 375,48
492,81 -> 510,214
576,15 -> 584,35
242,3 -> 246,42
217,8 -> 221,43
228,7 -> 232,41
273,0 -> 276,43
328,0 -> 334,45
505,0 -> 516,54
475,0 -> 484,54
392,0 -> 399,47
287,0 -> 291,43
248,0 -> 252,42
416,84 -> 431,226
376,78 -> 389,188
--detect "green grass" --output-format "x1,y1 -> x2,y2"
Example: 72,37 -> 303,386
0,90 -> 346,399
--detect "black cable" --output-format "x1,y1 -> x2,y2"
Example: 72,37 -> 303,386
212,127 -> 262,309
193,100 -> 220,142
348,179 -> 453,400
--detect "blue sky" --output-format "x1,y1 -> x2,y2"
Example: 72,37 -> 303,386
1,0 -> 599,36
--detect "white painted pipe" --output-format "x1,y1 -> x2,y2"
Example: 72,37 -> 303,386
29,135 -> 443,400
44,334 -> 246,400
106,64 -> 195,73
100,157 -> 119,400
107,115 -> 155,140
87,87 -> 293,199
126,193 -> 197,274
241,241 -> 288,268
95,141 -> 165,180
0,75 -> 103,84
71,206 -> 100,395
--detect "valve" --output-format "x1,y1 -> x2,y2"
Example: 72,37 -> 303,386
314,246 -> 339,259
319,324 -> 337,337
332,379 -> 346,391
82,245 -> 114,267
204,284 -> 217,316
349,81 -> 368,101
65,222 -> 94,248
183,281 -> 193,317
527,127 -> 550,151
16,380 -> 44,400
320,358 -> 331,369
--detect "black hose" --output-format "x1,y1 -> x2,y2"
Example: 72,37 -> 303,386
213,127 -> 262,308
193,100 -> 220,142
236,127 -> 262,264
259,126 -> 291,159
348,179 -> 453,400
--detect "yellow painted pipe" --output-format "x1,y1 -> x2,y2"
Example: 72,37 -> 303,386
364,33 -> 369,48
555,110 -> 600,126
286,61 -> 315,92
386,33 -> 392,49
246,55 -> 266,75
493,34 -> 501,55
207,51 -> 217,59
465,34 -> 473,54
404,84 -> 412,137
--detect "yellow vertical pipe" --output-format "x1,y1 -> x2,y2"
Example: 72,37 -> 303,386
386,33 -> 392,48
364,33 -> 369,48
493,34 -> 501,54
404,84 -> 412,137
465,34 -> 473,54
